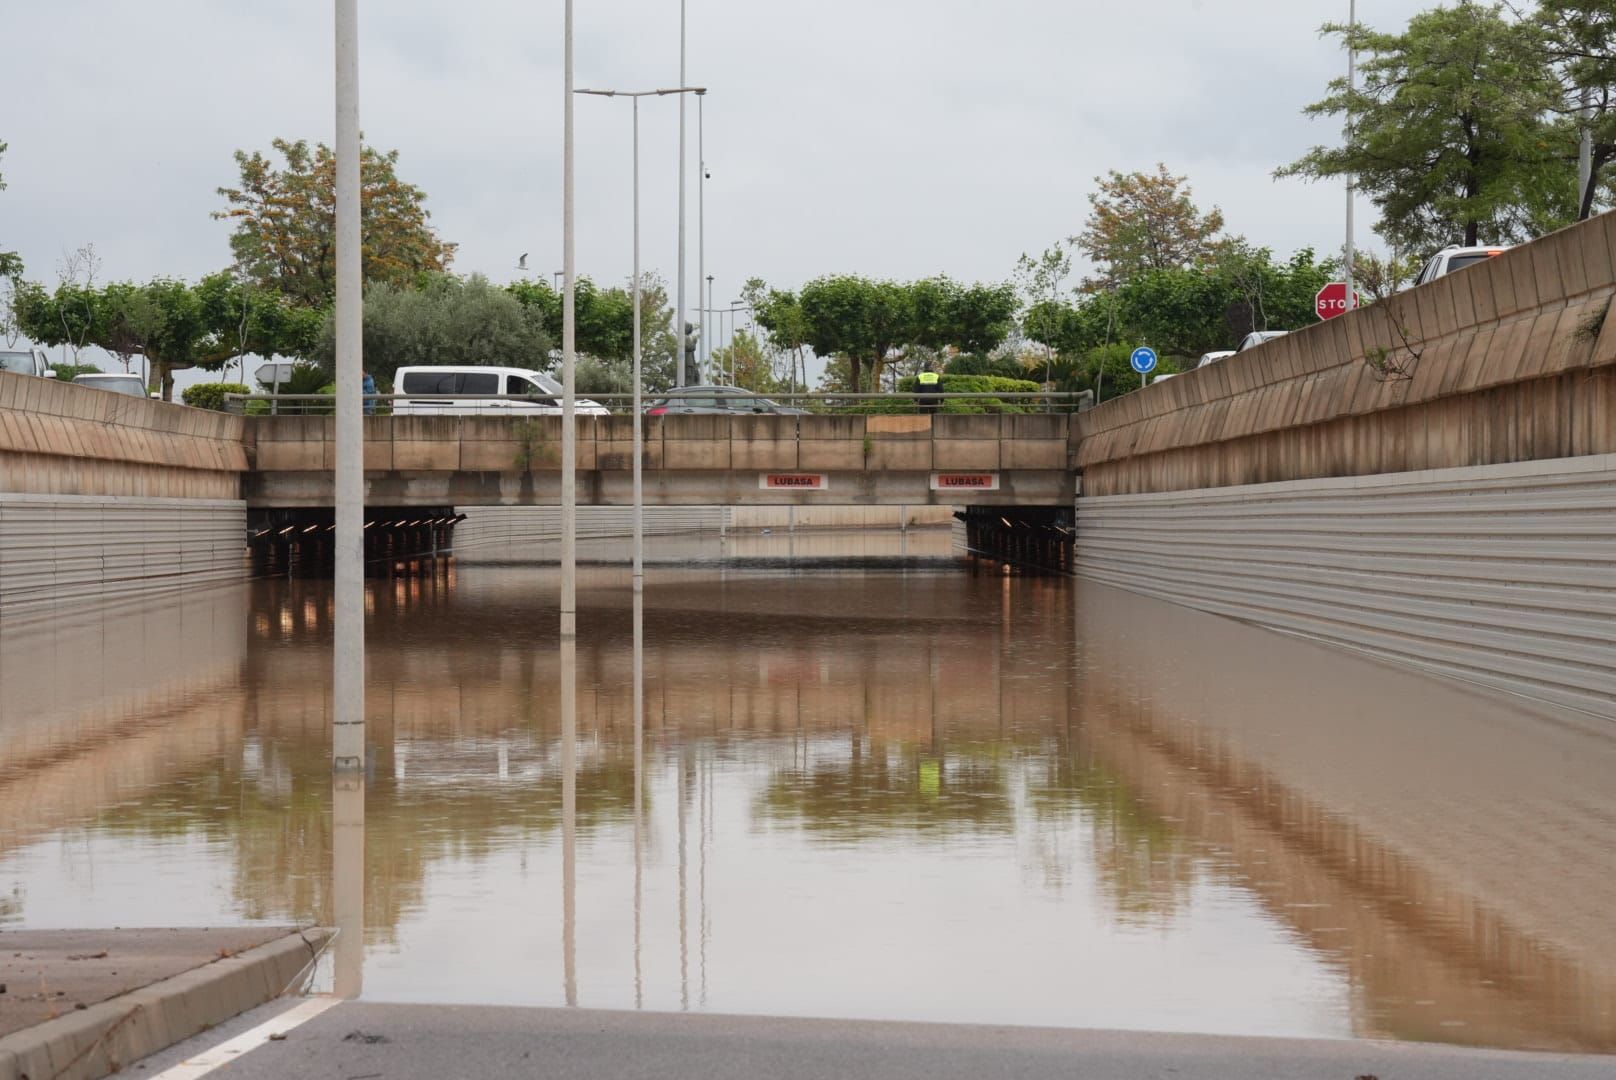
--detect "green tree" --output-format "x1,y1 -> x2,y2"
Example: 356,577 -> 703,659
1533,0 -> 1616,218
507,272 -> 677,390
710,330 -> 781,393
1279,3 -> 1570,252
1074,165 -> 1224,291
0,140 -> 20,281
314,273 -> 550,384
194,272 -> 324,379
743,279 -> 812,392
215,138 -> 457,307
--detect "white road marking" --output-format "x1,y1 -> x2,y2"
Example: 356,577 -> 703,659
147,996 -> 344,1079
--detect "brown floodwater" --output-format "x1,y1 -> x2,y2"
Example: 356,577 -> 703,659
2,535 -> 1613,1051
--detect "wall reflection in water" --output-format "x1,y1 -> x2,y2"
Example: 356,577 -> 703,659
1,559 -> 1613,1052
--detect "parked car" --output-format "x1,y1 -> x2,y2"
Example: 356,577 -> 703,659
71,372 -> 155,398
392,366 -> 609,416
1413,244 -> 1510,287
645,386 -> 808,415
1235,331 -> 1289,353
1196,350 -> 1235,368
0,347 -> 57,379
1151,372 -> 1178,384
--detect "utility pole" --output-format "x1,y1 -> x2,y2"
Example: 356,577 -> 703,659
676,0 -> 688,385
1343,0 -> 1357,313
1579,86 -> 1594,219
697,89 -> 707,381
561,0 -> 576,640
332,0 -> 364,771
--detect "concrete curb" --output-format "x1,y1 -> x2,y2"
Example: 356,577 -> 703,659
0,928 -> 333,1080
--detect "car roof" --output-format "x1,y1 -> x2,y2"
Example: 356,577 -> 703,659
72,372 -> 141,381
394,365 -> 548,378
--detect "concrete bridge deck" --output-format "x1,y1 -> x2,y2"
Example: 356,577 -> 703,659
242,412 -> 1077,507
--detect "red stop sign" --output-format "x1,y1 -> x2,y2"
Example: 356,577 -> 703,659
1315,282 -> 1360,320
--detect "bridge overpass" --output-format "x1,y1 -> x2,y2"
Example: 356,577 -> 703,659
242,412 -> 1076,507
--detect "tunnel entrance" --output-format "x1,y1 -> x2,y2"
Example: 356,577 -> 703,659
247,507 -> 462,578
955,505 -> 1075,574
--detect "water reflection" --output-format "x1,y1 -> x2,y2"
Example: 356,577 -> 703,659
1,559 -> 1613,1052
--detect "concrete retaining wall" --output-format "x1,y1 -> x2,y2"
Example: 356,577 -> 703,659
1075,454 -> 1616,717
0,495 -> 247,622
1074,211 -> 1616,495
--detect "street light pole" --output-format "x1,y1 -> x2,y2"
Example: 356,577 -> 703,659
562,0 -> 576,641
1344,0 -> 1357,313
676,0 -> 688,387
577,86 -> 706,590
332,0 -> 364,771
697,90 -> 706,381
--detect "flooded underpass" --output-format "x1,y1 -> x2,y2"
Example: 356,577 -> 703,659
2,533 -> 1613,1054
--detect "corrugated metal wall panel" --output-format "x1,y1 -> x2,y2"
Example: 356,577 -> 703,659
0,495 -> 248,622
1075,455 -> 1616,718
452,506 -> 729,551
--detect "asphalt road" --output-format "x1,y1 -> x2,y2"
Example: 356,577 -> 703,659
143,1001 -> 1616,1080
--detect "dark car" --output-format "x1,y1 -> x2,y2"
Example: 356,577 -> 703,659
645,385 -> 808,415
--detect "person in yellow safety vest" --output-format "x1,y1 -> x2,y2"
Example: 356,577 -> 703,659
917,368 -> 942,414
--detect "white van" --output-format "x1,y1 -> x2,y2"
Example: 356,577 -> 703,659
0,347 -> 57,379
392,366 -> 609,416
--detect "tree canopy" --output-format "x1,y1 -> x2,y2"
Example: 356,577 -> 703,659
506,273 -> 678,390
312,273 -> 549,384
1534,0 -> 1616,218
215,137 -> 456,308
1074,165 -> 1225,292
1278,2 -> 1571,251
750,274 -> 1017,392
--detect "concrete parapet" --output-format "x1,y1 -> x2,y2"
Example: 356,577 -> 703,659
1075,210 -> 1616,495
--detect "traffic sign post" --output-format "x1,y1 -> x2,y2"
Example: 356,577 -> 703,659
1315,282 -> 1361,321
1130,346 -> 1158,390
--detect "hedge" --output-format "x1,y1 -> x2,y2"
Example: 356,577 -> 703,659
181,383 -> 252,411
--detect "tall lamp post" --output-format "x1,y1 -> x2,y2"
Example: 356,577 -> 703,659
1344,0 -> 1357,313
577,86 -> 706,592
697,89 -> 708,380
332,0 -> 364,771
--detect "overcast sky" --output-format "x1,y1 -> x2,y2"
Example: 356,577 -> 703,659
4,0 -> 1436,372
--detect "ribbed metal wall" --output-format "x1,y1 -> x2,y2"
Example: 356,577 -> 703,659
0,495 -> 247,622
1075,455 -> 1616,718
452,505 -> 729,551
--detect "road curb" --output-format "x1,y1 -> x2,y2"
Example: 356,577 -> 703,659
0,928 -> 332,1080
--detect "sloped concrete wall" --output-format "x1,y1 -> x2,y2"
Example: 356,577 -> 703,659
1074,212 -> 1616,495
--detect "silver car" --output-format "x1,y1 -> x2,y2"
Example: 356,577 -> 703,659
646,386 -> 808,415
72,372 -> 153,398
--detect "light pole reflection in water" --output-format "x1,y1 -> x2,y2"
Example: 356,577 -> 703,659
632,588 -> 645,1008
332,772 -> 365,998
561,630 -> 577,1007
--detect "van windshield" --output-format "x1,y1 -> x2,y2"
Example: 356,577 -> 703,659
0,351 -> 36,374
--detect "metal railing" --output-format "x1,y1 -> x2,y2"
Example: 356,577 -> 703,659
222,391 -> 1095,417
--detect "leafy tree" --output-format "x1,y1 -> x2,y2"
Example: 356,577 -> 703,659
1278,3 -> 1570,252
507,272 -> 677,389
215,138 -> 456,307
709,330 -> 782,393
0,140 -> 19,281
1074,165 -> 1224,291
1532,0 -> 1616,218
194,272 -> 324,378
313,273 -> 549,383
743,279 -> 812,392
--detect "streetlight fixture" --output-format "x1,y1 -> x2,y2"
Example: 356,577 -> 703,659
576,85 -> 707,593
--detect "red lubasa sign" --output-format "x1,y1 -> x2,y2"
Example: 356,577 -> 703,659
762,474 -> 827,489
931,473 -> 999,491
